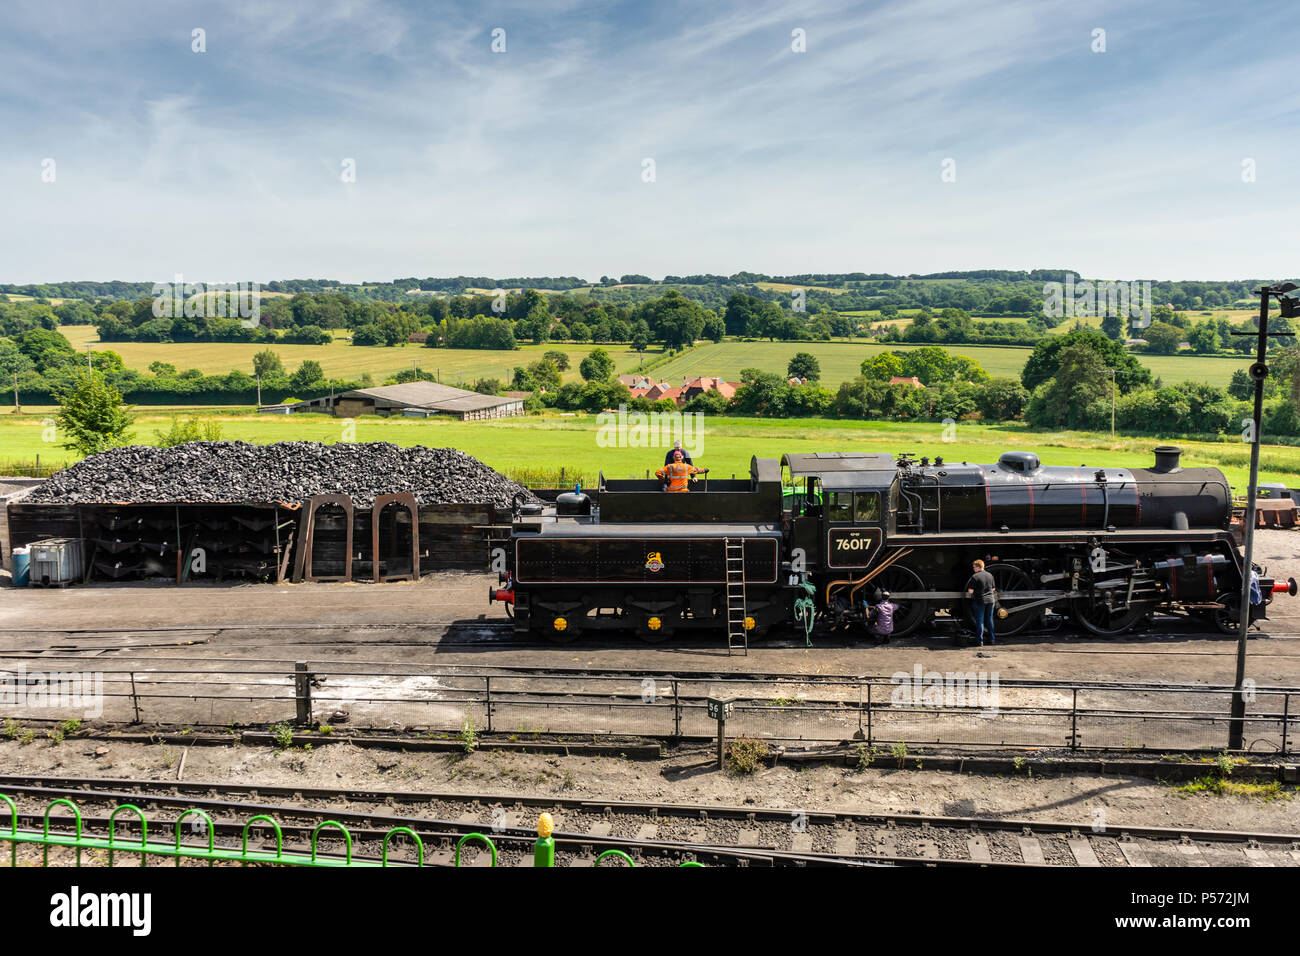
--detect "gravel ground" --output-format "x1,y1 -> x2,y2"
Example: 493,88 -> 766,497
1253,528 -> 1300,586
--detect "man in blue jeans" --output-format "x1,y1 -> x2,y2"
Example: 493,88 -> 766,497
965,559 -> 998,646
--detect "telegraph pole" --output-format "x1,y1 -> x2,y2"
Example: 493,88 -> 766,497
1109,368 -> 1116,437
1227,284 -> 1297,749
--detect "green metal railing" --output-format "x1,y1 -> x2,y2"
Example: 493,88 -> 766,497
1,796 -> 705,867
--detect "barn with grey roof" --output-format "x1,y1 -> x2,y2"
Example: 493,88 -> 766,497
286,382 -> 524,421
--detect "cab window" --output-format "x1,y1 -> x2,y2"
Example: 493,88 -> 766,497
827,492 -> 854,522
855,492 -> 880,522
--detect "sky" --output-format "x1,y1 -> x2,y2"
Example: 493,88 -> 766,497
2,0 -> 1299,283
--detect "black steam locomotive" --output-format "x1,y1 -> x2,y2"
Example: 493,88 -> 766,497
489,446 -> 1296,643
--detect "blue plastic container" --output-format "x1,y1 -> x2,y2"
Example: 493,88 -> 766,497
12,548 -> 30,587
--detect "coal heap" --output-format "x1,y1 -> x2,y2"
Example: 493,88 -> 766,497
28,442 -> 540,508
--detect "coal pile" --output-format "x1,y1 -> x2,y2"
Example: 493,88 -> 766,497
28,442 -> 540,508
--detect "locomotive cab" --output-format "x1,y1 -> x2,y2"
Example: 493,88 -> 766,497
780,453 -> 900,573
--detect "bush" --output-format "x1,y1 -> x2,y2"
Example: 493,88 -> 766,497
281,325 -> 331,345
444,316 -> 516,350
350,323 -> 385,346
459,716 -> 478,754
270,722 -> 294,750
154,416 -> 224,447
1265,398 -> 1300,438
724,737 -> 770,775
56,370 -> 135,456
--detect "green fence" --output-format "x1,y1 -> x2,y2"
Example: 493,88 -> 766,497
0,795 -> 698,868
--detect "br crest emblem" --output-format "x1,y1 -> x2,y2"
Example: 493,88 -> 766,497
645,552 -> 664,572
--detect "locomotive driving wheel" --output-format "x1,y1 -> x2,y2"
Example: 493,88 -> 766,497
873,565 -> 931,637
963,564 -> 1039,637
1069,592 -> 1152,637
1212,593 -> 1242,635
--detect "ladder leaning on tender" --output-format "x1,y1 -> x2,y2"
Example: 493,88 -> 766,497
724,538 -> 748,655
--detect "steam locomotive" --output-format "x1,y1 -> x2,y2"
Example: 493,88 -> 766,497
488,446 -> 1297,643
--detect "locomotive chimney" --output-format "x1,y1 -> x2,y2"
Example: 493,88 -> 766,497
1152,445 -> 1183,474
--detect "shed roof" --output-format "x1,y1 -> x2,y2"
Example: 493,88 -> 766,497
305,381 -> 519,413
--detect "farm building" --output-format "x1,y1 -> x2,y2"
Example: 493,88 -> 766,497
290,382 -> 525,421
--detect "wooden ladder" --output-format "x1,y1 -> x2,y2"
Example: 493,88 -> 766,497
725,538 -> 748,655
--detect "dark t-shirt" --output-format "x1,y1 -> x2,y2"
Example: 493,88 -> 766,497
968,570 -> 997,605
664,450 -> 693,465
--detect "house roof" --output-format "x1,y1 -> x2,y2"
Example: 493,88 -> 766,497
645,384 -> 681,401
682,376 -> 740,398
889,376 -> 926,388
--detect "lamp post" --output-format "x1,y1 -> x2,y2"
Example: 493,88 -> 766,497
1227,284 -> 1297,749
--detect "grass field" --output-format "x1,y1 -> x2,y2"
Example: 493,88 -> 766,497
836,308 -> 1262,341
754,281 -> 852,295
3,410 -> 1296,489
646,341 -> 1252,388
1,294 -> 71,305
53,323 -> 1258,393
58,326 -> 649,386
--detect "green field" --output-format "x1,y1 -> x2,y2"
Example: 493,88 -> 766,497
57,326 -> 648,386
646,341 -> 1252,388
54,322 -> 1261,392
3,410 -> 1296,489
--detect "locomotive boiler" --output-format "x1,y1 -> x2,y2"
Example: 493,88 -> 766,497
489,446 -> 1296,643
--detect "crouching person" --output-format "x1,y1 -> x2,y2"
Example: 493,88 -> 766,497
866,589 -> 897,644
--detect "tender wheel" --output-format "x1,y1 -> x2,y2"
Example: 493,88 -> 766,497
633,606 -> 678,644
871,565 -> 931,637
638,622 -> 674,644
543,616 -> 581,645
963,564 -> 1038,637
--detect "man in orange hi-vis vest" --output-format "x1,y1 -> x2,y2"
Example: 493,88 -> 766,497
655,448 -> 708,492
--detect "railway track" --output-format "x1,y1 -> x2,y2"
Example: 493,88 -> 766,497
2,774 -> 1296,868
1,619 -> 1296,660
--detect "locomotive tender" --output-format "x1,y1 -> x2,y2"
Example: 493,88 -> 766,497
489,446 -> 1296,643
